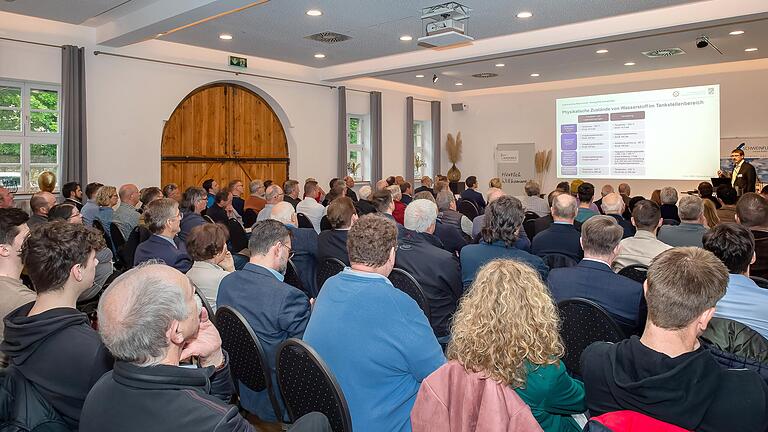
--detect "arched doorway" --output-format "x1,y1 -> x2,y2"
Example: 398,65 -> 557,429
161,83 -> 289,192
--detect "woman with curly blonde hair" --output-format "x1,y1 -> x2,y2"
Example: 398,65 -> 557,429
448,259 -> 585,432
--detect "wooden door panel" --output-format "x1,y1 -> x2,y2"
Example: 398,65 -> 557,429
231,86 -> 287,158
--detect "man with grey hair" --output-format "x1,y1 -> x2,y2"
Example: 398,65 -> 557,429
244,179 -> 266,213
217,219 -> 311,422
659,186 -> 680,222
395,199 -> 462,342
436,190 -> 473,238
256,184 -> 284,223
270,201 -> 318,296
532,193 -> 583,262
179,187 -> 208,242
353,184 -> 377,216
601,192 -> 635,238
658,194 -> 709,247
414,175 -> 435,197
594,184 -> 614,215
80,263 -> 329,432
113,183 -> 140,239
521,180 -> 549,217
283,179 -> 301,209
133,198 -> 192,272
547,215 -> 644,333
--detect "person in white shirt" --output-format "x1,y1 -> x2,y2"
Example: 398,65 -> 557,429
296,181 -> 325,233
256,185 -> 284,223
613,200 -> 672,272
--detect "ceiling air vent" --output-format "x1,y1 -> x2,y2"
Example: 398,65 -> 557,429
305,32 -> 352,44
642,48 -> 686,58
471,72 -> 498,78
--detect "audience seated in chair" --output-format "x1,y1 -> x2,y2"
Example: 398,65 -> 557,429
94,186 -> 119,248
414,259 -> 584,432
600,192 -> 635,238
715,184 -> 738,223
244,179 -> 267,213
521,180 -> 550,217
612,200 -> 672,272
303,214 -> 445,432
532,190 -> 581,238
0,208 -> 35,368
658,187 -> 680,223
581,247 -> 768,432
138,186 -> 163,213
471,187 -> 506,239
702,198 -> 720,229
353,185 -> 377,216
574,183 -> 598,224
80,182 -> 103,226
318,197 -> 357,266
296,181 -> 325,233
226,179 -> 245,215
133,198 -> 192,273
282,179 -> 301,209
400,181 -> 413,205
395,199 -> 462,344
206,190 -> 237,224
113,183 -> 141,240
736,193 -> 768,279
657,195 -> 708,247
699,181 -> 722,210
343,176 -> 358,202
80,263 -> 330,432
703,223 -> 768,340
532,193 -> 583,263
414,176 -> 435,197
388,184 -> 407,225
256,185 -> 284,224
27,191 -> 56,228
547,215 -> 644,333
434,190 -> 470,255
185,223 -> 234,311
202,178 -> 219,209
62,181 -> 84,210
1,222 -> 112,429
162,182 -> 181,202
460,176 -> 486,214
462,196 -> 548,288
216,220 -> 311,422
179,187 -> 209,242
270,201 -> 319,297
593,185 -> 613,215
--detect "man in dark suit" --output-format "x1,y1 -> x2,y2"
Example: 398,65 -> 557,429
270,202 -> 319,296
532,193 -> 583,262
395,199 -> 462,343
719,147 -> 757,194
532,190 -> 582,237
133,198 -> 192,273
400,182 -> 413,205
283,179 -> 302,209
217,219 -> 311,423
600,192 -> 635,238
343,176 -> 358,202
460,175 -> 486,214
62,181 -> 83,210
318,196 -> 357,265
414,176 -> 435,197
547,215 -> 644,333
204,190 -> 233,224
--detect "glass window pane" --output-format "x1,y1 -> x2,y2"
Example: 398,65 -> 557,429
29,165 -> 58,192
30,89 -> 58,111
30,143 -> 58,164
348,117 -> 360,145
30,112 -> 58,133
0,165 -> 21,189
0,109 -> 21,132
0,87 -> 21,108
0,143 -> 21,163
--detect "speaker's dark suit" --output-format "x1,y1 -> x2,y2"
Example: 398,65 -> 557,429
730,161 -> 758,193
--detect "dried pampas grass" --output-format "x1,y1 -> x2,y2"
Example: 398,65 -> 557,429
534,149 -> 552,187
446,132 -> 463,164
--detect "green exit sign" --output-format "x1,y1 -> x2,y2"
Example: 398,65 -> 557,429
229,56 -> 247,68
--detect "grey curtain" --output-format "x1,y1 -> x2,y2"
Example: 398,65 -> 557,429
431,101 -> 441,176
338,86 -> 347,179
61,45 -> 88,185
370,91 -> 383,183
405,97 -> 414,182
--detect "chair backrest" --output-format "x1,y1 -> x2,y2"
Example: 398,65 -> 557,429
243,208 -> 259,229
541,253 -> 578,270
662,218 -> 680,226
316,257 -> 346,292
110,223 -> 126,249
750,276 -> 768,289
557,298 -> 626,377
456,199 -> 479,221
284,259 -> 311,298
523,211 -> 539,222
276,339 -> 352,432
320,215 -> 333,232
522,218 -> 537,240
617,264 -> 649,283
192,281 -> 215,324
296,213 -> 314,229
203,215 -> 215,224
388,268 -> 431,320
225,218 -> 249,253
214,306 -> 282,421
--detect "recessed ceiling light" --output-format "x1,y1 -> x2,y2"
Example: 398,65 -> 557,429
415,74 -> 425,78
624,62 -> 636,66
516,11 -> 533,18
455,82 -> 463,86
495,63 -> 505,67
745,47 -> 759,52
729,30 -> 745,36
219,34 -> 233,40
399,35 -> 413,41
306,9 -> 322,16
314,53 -> 326,58
530,73 -> 540,77
595,49 -> 609,54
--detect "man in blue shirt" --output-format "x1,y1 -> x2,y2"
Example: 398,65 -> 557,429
80,182 -> 103,227
304,214 -> 445,432
703,223 -> 768,339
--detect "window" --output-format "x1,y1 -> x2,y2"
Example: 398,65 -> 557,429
0,80 -> 61,193
413,120 -> 432,179
346,114 -> 371,182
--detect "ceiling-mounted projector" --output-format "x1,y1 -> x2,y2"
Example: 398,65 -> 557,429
418,2 -> 474,49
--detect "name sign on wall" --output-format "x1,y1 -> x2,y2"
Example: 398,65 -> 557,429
496,143 -> 536,196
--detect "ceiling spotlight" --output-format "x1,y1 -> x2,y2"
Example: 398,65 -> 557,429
495,63 -> 505,67
219,34 -> 233,40
729,30 -> 745,36
432,74 -> 439,83
745,47 -> 759,52
415,74 -> 425,78
314,53 -> 326,58
595,49 -> 609,54
399,35 -> 413,41
624,62 -> 636,66
516,11 -> 533,18
455,82 -> 463,86
306,9 -> 322,16
530,73 -> 540,77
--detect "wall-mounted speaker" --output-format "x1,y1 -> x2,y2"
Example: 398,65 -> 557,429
451,103 -> 468,112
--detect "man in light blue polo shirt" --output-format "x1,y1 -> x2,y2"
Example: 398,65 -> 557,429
703,223 -> 768,338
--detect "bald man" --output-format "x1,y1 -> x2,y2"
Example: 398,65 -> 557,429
600,192 -> 635,238
113,184 -> 141,239
27,191 -> 56,228
375,179 -> 389,191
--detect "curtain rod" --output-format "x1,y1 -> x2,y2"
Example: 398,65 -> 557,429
413,97 -> 432,103
0,36 -> 61,49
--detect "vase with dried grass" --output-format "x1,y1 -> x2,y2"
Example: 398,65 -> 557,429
446,132 -> 463,182
534,149 -> 552,189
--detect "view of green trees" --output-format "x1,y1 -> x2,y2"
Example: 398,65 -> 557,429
0,87 -> 58,133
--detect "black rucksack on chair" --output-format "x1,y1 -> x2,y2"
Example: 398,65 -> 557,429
0,367 -> 69,431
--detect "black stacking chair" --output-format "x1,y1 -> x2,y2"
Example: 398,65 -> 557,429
389,268 -> 431,320
750,276 -> 768,289
618,264 -> 649,283
92,219 -> 115,253
320,215 -> 333,232
296,213 -> 314,230
215,306 -> 282,421
285,259 -> 311,298
541,253 -> 578,270
558,298 -> 626,377
243,208 -> 259,229
192,282 -> 215,324
226,218 -> 249,253
203,215 -> 215,224
109,224 -> 126,250
456,199 -> 479,221
277,339 -> 352,432
523,211 -> 539,222
522,218 -> 537,240
316,257 -> 345,292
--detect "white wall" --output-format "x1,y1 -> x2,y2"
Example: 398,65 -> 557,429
442,59 -> 768,198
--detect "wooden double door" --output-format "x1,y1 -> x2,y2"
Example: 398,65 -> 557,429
161,83 -> 289,191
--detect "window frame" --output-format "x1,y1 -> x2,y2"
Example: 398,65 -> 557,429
346,113 -> 371,182
413,119 -> 432,179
